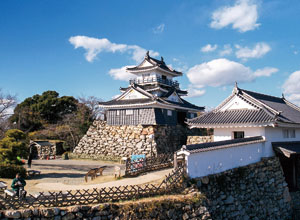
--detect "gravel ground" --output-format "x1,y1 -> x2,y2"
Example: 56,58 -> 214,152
0,159 -> 172,194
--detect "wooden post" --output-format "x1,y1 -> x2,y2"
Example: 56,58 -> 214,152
174,152 -> 177,170
293,155 -> 297,189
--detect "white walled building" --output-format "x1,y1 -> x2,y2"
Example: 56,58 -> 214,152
184,84 -> 300,189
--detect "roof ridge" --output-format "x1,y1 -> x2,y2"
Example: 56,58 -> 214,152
284,98 -> 300,112
240,90 -> 280,116
241,88 -> 283,100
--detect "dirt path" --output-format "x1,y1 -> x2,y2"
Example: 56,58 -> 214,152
0,159 -> 172,194
34,168 -> 173,192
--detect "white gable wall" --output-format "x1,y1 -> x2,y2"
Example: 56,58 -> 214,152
167,92 -> 181,103
120,89 -> 148,100
140,60 -> 153,67
219,95 -> 256,111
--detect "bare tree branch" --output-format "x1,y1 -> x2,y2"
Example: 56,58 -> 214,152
0,89 -> 17,119
78,95 -> 104,120
0,89 -> 17,137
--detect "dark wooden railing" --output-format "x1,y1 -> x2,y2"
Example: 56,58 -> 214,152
0,167 -> 184,210
129,77 -> 179,87
125,154 -> 174,177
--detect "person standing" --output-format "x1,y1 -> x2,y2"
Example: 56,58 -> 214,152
28,153 -> 33,168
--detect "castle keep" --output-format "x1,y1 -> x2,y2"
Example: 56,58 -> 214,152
73,52 -> 204,158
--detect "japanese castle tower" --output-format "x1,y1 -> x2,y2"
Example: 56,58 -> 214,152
100,51 -> 204,125
73,52 -> 204,158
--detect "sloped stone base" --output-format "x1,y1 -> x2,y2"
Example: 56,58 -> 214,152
73,120 -> 200,158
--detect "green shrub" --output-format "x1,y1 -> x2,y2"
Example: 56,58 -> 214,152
0,163 -> 27,179
0,129 -> 28,164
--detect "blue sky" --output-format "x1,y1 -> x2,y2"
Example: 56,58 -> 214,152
1,0 -> 300,109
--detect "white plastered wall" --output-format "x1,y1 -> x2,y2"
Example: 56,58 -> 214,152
219,95 -> 256,111
214,127 -> 265,141
187,142 -> 264,178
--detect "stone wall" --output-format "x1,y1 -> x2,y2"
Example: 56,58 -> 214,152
73,120 -> 201,158
0,193 -> 211,220
186,135 -> 213,145
0,157 -> 293,219
192,156 -> 292,219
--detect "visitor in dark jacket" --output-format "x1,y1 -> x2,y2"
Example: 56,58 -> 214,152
11,173 -> 26,197
28,153 -> 33,168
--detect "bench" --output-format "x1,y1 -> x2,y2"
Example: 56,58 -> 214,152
4,189 -> 15,198
27,170 -> 41,177
0,181 -> 7,193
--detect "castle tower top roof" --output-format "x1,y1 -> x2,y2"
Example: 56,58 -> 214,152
126,51 -> 182,77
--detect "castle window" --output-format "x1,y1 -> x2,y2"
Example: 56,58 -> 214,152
233,131 -> 244,139
126,109 -> 133,115
290,129 -> 296,138
283,129 -> 289,138
167,110 -> 172,116
283,129 -> 296,138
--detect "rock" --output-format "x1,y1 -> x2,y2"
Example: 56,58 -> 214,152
62,213 -> 75,220
167,209 -> 174,218
4,211 -> 21,219
40,208 -> 54,217
76,212 -> 83,218
183,213 -> 189,220
21,209 -> 32,218
67,206 -> 80,212
283,187 -> 291,202
225,196 -> 234,204
54,207 -> 61,216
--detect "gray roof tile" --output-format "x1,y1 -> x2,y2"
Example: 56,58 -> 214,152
188,109 -> 274,125
186,136 -> 265,153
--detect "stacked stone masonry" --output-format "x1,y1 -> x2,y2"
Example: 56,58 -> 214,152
73,120 -> 201,158
0,157 -> 294,219
186,135 -> 213,145
193,157 -> 292,220
1,193 -> 212,220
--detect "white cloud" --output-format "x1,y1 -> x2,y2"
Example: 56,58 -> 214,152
69,35 -> 159,63
210,0 -> 260,33
254,67 -> 278,77
69,36 -> 127,62
153,24 -> 165,34
219,44 -> 233,56
201,44 -> 218,53
108,66 -> 136,81
186,86 -> 206,98
235,42 -> 271,60
187,58 -> 254,88
186,58 -> 277,89
283,71 -> 300,105
172,58 -> 189,72
126,45 -> 159,63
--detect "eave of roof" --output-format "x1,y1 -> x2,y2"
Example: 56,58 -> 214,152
187,109 -> 275,127
189,85 -> 300,128
186,136 -> 265,154
273,141 -> 300,158
126,53 -> 182,76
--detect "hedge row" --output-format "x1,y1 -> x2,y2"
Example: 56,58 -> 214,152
0,163 -> 27,179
